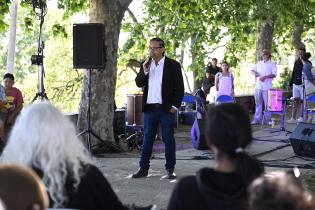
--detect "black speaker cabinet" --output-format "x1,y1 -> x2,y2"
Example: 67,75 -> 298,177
290,123 -> 315,158
73,23 -> 105,69
114,109 -> 126,135
191,119 -> 209,150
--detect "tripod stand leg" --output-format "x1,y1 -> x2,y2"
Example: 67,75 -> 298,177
78,129 -> 92,152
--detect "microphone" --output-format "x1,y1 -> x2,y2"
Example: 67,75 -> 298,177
145,57 -> 152,69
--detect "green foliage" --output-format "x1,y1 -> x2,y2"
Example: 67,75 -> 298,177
274,67 -> 291,90
0,0 -> 10,32
52,23 -> 68,38
0,3 -> 84,112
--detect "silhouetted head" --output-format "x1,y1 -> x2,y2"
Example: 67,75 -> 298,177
249,171 -> 315,210
206,103 -> 264,186
0,164 -> 49,210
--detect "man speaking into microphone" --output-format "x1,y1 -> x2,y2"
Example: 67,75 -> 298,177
132,37 -> 184,179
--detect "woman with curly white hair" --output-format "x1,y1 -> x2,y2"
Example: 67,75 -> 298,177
1,100 -> 129,210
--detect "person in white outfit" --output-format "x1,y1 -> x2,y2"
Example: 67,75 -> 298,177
215,61 -> 234,100
251,49 -> 277,125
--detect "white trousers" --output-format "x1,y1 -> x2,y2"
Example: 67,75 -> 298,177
253,89 -> 270,122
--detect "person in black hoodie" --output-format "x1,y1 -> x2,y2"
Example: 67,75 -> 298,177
167,103 -> 264,210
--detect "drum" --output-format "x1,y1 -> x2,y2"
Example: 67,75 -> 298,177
268,89 -> 283,111
127,94 -> 143,125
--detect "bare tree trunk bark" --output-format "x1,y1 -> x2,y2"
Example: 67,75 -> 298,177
6,0 -> 18,73
193,70 -> 202,93
179,49 -> 192,94
191,34 -> 202,93
78,0 -> 132,152
292,21 -> 305,58
255,16 -> 276,62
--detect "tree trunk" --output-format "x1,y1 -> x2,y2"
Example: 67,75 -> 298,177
6,0 -> 18,73
78,0 -> 132,151
193,70 -> 202,93
191,34 -> 202,93
180,49 -> 192,94
255,16 -> 276,62
292,21 -> 305,58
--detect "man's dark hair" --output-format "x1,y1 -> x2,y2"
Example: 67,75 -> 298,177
301,52 -> 311,61
212,58 -> 218,62
150,37 -> 165,48
3,73 -> 14,81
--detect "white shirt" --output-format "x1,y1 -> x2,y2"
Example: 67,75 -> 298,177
252,59 -> 277,90
216,72 -> 234,97
146,56 -> 165,104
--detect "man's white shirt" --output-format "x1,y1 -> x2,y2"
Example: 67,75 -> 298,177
252,60 -> 277,90
147,56 -> 165,104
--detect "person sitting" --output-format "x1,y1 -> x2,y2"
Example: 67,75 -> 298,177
248,170 -> 315,210
0,164 -> 49,210
1,101 -> 129,210
0,73 -> 23,142
167,103 -> 264,210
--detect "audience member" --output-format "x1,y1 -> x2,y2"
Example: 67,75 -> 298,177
2,101 -> 129,210
215,61 -> 234,100
0,164 -> 49,210
0,199 -> 5,210
0,73 -> 23,141
249,171 -> 315,210
167,103 -> 264,210
250,49 -> 277,125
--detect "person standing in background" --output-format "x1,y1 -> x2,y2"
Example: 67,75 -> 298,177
203,58 -> 221,98
287,47 -> 307,123
251,49 -> 277,125
215,61 -> 234,100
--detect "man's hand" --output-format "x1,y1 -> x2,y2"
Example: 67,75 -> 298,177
259,76 -> 266,82
169,107 -> 177,113
143,58 -> 151,75
251,70 -> 260,77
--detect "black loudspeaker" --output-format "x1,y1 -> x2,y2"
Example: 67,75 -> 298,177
73,23 -> 105,69
191,119 -> 209,150
114,109 -> 126,135
290,123 -> 315,158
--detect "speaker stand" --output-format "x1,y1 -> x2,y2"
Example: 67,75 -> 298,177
32,61 -> 48,102
78,69 -> 107,152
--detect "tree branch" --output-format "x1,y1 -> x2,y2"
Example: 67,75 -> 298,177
126,8 -> 138,24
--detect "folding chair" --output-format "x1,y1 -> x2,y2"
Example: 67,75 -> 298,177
215,95 -> 234,105
178,95 -> 196,125
261,95 -> 290,134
